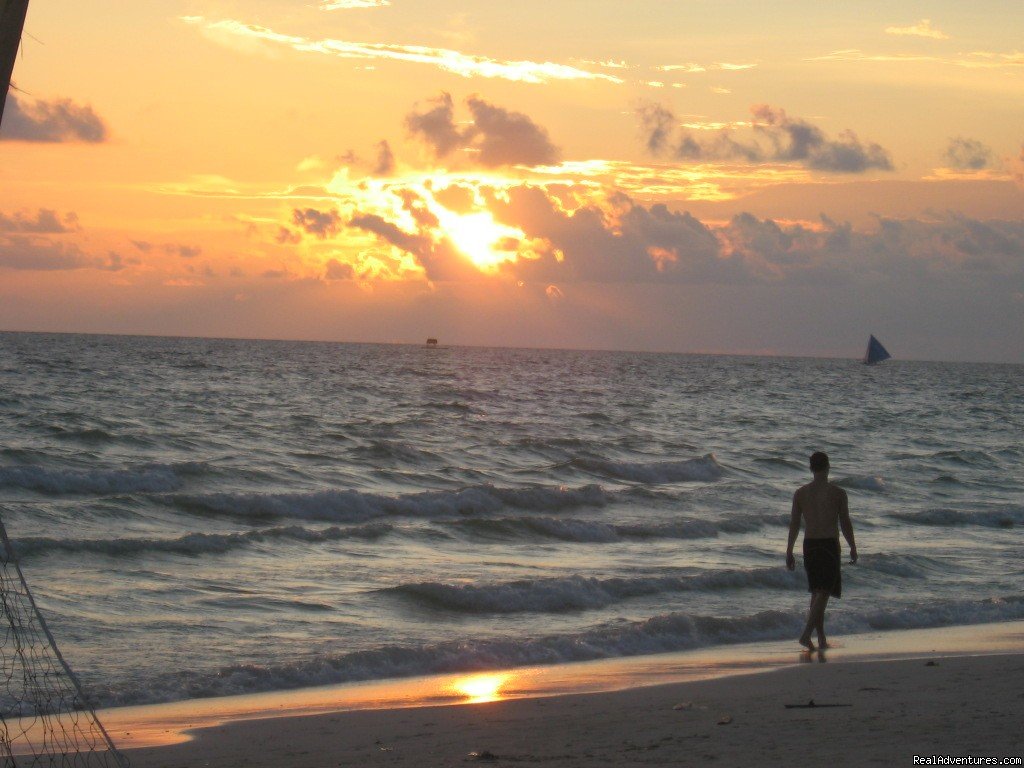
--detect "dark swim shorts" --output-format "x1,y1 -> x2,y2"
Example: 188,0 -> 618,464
803,537 -> 842,598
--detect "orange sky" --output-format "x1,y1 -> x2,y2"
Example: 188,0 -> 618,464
2,1 -> 1023,361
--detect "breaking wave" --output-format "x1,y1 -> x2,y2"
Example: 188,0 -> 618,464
0,462 -> 207,495
836,475 -> 887,492
890,506 -> 1024,529
12,523 -> 393,559
171,483 -> 611,523
568,454 -> 724,484
449,513 -> 778,544
383,569 -> 803,614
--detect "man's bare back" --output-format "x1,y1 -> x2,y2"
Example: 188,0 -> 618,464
792,480 -> 848,539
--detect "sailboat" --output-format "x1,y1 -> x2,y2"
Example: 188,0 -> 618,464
862,334 -> 892,365
1,1 -> 31,128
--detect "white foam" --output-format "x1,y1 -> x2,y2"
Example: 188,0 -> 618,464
836,475 -> 887,492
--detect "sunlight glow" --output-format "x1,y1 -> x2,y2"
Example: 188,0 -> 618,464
434,209 -> 524,270
453,673 -> 510,703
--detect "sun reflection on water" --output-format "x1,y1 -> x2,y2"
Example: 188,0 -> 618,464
452,673 -> 511,703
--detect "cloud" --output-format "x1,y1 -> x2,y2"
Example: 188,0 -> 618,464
464,96 -> 560,167
406,93 -> 463,157
0,237 -> 127,271
943,137 -> 992,170
182,17 -> 623,85
164,244 -> 202,258
637,102 -> 893,173
342,178 -> 1024,291
808,49 -> 1021,70
373,140 -> 396,175
885,19 -> 949,40
751,104 -> 893,172
0,209 -> 79,233
406,93 -> 560,167
324,259 -> 355,280
292,208 -> 342,238
320,0 -> 389,9
1011,145 -> 1024,188
0,94 -> 107,143
654,62 -> 757,73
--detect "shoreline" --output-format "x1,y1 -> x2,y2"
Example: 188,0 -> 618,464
122,638 -> 1024,767
101,619 -> 1024,757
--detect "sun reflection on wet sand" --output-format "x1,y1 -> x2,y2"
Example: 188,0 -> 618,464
101,621 -> 1024,750
451,673 -> 511,703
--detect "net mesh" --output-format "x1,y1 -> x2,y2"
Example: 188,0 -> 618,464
0,518 -> 128,767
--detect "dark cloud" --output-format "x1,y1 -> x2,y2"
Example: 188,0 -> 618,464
324,259 -> 355,280
405,93 -> 462,158
131,240 -> 153,252
406,93 -> 560,167
1013,145 -> 1024,188
276,227 -> 301,245
751,105 -> 893,172
464,96 -> 560,167
292,208 -> 342,239
349,213 -> 430,256
350,181 -> 1024,290
0,209 -> 79,233
483,186 -> 741,284
0,237 -> 126,271
163,244 -> 202,258
637,102 -> 893,173
943,137 -> 992,170
373,140 -> 396,175
102,251 -> 140,272
1,94 -> 107,143
349,203 -> 478,282
636,102 -> 675,155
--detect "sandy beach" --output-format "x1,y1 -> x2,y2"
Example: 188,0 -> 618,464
121,624 -> 1024,768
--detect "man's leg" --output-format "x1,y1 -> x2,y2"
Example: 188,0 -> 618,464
815,593 -> 830,648
799,590 -> 830,650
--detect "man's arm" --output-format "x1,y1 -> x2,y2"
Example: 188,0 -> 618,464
786,492 -> 801,570
838,488 -> 857,563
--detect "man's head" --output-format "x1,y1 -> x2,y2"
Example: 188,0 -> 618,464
809,451 -> 830,474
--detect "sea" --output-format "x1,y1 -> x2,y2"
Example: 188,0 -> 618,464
0,331 -> 1021,709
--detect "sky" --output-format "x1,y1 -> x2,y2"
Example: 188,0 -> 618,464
2,0 -> 1023,362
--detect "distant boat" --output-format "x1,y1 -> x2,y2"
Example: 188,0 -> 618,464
425,338 -> 438,347
862,335 -> 892,365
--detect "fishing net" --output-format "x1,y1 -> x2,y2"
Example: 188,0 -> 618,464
0,517 -> 129,767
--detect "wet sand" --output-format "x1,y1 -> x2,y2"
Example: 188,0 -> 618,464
121,622 -> 1024,767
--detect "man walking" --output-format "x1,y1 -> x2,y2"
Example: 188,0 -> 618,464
786,451 -> 857,650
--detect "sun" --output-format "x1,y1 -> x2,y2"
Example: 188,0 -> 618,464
435,209 -> 523,271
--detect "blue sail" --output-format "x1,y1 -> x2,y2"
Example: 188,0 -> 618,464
863,334 -> 892,365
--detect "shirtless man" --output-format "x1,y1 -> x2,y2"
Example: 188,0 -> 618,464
786,451 -> 857,651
